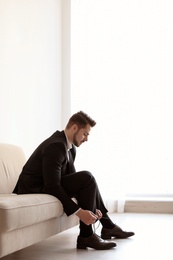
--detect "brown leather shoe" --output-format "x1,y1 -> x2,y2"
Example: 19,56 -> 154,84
101,224 -> 135,239
77,233 -> 117,250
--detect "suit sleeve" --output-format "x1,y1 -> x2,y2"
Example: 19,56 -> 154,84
42,142 -> 79,216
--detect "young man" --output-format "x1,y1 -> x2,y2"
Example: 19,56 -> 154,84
14,111 -> 134,250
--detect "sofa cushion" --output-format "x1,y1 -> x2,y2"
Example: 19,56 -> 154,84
0,194 -> 64,232
0,144 -> 26,194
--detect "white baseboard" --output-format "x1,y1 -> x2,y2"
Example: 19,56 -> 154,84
125,197 -> 173,213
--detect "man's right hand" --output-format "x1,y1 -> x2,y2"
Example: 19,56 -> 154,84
75,209 -> 98,225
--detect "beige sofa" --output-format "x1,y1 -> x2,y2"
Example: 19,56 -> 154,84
0,143 -> 79,258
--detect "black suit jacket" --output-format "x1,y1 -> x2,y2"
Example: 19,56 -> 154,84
13,130 -> 79,216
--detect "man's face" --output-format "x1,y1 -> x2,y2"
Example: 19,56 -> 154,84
73,124 -> 91,147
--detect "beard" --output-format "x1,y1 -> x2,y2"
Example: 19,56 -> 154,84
73,131 -> 83,147
73,131 -> 79,147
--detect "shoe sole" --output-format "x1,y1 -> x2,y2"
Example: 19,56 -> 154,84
77,243 -> 116,250
77,244 -> 87,249
101,234 -> 134,239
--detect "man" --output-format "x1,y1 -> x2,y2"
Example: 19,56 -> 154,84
13,111 -> 134,250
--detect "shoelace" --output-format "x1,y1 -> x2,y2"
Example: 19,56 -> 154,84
93,220 -> 100,233
92,216 -> 109,233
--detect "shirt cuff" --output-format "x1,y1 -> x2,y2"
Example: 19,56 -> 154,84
73,208 -> 81,215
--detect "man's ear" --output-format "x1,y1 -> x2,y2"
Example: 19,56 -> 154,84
72,124 -> 78,132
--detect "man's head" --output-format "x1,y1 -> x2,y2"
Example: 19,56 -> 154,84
65,111 -> 96,147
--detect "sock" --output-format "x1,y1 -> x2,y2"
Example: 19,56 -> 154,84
79,222 -> 93,238
100,213 -> 115,229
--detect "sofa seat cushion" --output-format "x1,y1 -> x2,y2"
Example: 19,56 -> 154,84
0,194 -> 64,232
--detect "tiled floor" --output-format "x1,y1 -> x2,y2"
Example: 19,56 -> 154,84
2,213 -> 173,260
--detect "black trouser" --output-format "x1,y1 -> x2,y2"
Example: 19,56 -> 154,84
61,171 -> 108,237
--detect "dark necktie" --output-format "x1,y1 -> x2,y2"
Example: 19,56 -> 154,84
68,149 -> 76,173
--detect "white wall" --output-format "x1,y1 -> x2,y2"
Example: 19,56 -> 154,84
0,0 -> 63,157
71,0 -> 173,197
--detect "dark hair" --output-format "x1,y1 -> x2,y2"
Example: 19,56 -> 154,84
66,111 -> 96,129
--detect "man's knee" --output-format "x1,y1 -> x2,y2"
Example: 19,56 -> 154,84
77,170 -> 96,183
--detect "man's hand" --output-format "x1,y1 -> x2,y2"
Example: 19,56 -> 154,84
75,209 -> 98,225
96,209 -> 102,219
